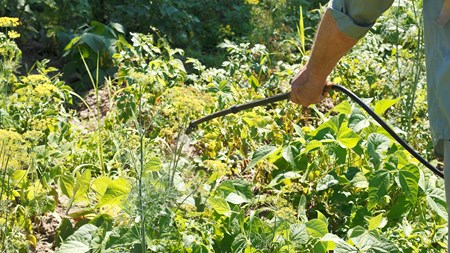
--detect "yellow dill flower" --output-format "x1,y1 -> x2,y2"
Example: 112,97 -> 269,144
24,74 -> 48,83
34,83 -> 58,97
0,129 -> 29,169
7,30 -> 20,39
245,0 -> 259,5
0,17 -> 20,28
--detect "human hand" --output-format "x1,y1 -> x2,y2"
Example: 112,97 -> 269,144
290,66 -> 330,107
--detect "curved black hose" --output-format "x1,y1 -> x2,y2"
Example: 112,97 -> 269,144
332,85 -> 443,179
186,84 -> 444,179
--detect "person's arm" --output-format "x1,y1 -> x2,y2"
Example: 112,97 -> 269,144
290,10 -> 357,107
291,0 -> 394,107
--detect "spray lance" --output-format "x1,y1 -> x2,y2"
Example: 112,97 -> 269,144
185,84 -> 444,179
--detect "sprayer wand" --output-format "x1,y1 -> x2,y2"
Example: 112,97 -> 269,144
186,84 -> 444,179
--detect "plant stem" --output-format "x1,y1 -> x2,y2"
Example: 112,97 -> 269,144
138,80 -> 146,252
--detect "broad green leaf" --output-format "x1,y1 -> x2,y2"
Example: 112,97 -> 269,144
367,133 -> 390,167
290,223 -> 308,244
332,100 -> 352,115
231,234 -> 247,253
208,197 -> 231,217
98,178 -> 131,208
335,241 -> 358,253
426,187 -> 448,221
247,145 -> 277,170
145,157 -> 162,172
56,224 -> 98,253
374,98 -> 400,115
398,166 -> 419,205
367,242 -> 400,253
367,133 -> 391,153
226,193 -> 248,205
317,211 -> 328,225
73,170 -> 91,203
56,241 -> 90,253
315,115 -> 344,135
316,174 -> 338,191
321,233 -> 343,251
368,214 -> 385,230
306,219 -> 328,238
336,126 -> 360,149
368,170 -> 392,210
351,172 -> 368,189
282,145 -> 298,169
59,175 -> 75,199
91,176 -> 113,200
313,241 -> 327,253
11,170 -> 27,185
349,107 -> 370,133
302,140 -> 323,154
348,226 -> 399,252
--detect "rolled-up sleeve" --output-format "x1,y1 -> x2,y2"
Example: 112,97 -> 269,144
329,0 -> 394,39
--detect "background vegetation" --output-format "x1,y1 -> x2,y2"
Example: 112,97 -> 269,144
0,0 -> 447,252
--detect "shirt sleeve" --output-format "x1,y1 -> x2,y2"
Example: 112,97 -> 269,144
328,0 -> 394,39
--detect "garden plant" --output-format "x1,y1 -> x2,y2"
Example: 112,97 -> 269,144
0,0 -> 448,252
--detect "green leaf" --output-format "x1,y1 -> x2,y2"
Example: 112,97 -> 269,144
332,100 -> 352,115
73,170 -> 91,203
316,174 -> 339,191
59,175 -> 74,199
97,178 -> 131,208
349,107 -> 370,132
335,241 -> 358,253
368,133 -> 391,153
91,176 -> 113,200
368,170 -> 392,210
56,224 -> 98,253
336,126 -> 360,149
374,98 -> 400,115
146,157 -> 162,172
282,145 -> 298,169
312,241 -> 327,253
208,197 -> 231,217
321,233 -> 343,251
225,193 -> 248,205
306,219 -> 328,238
290,223 -> 308,244
351,172 -> 368,189
398,166 -> 419,205
426,187 -> 448,221
11,170 -> 27,185
367,133 -> 390,167
247,145 -> 277,170
302,140 -> 323,154
348,226 -> 399,252
368,214 -> 385,230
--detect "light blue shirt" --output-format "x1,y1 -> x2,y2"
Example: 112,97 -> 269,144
329,0 -> 450,157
